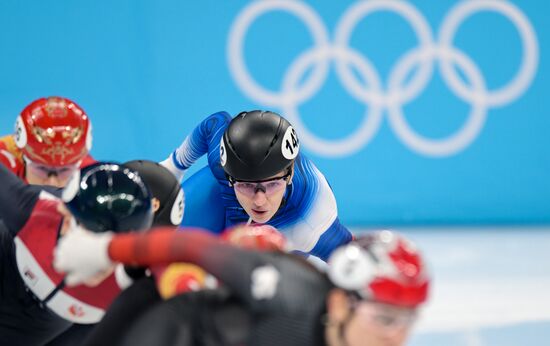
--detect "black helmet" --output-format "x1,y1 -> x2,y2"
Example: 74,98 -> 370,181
220,110 -> 300,182
124,160 -> 184,227
62,162 -> 154,233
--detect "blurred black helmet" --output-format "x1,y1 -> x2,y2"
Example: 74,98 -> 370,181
220,110 -> 300,182
124,160 -> 184,227
62,162 -> 154,233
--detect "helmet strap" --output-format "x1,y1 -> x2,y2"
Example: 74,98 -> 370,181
226,174 -> 235,187
286,164 -> 294,185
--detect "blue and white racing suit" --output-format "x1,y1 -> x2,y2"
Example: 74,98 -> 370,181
165,111 -> 352,261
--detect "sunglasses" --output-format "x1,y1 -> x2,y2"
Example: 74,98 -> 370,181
232,173 -> 291,197
24,157 -> 79,181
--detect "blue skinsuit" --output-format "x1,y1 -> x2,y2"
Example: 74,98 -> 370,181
170,111 -> 352,261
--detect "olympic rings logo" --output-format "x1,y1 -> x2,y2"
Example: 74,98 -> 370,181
227,0 -> 538,157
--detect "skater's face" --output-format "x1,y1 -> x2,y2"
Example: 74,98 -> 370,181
326,290 -> 417,346
345,301 -> 415,346
233,170 -> 291,224
25,157 -> 79,188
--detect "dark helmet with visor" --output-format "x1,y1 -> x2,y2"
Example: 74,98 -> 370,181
62,162 -> 154,233
220,110 -> 300,182
124,160 -> 184,227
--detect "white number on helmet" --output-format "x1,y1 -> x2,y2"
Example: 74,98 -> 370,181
327,244 -> 374,291
219,137 -> 227,166
170,188 -> 185,226
14,116 -> 27,149
250,265 -> 280,300
281,126 -> 299,160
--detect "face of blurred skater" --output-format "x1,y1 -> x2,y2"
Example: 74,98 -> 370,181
233,170 -> 291,224
325,290 -> 417,346
25,158 -> 79,188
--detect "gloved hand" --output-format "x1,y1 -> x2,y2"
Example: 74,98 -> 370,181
221,224 -> 287,251
53,227 -> 114,286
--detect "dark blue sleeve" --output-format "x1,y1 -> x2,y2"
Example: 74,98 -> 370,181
0,164 -> 60,235
309,218 -> 353,261
179,165 -> 226,234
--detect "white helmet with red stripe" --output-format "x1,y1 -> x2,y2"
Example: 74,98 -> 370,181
327,230 -> 430,308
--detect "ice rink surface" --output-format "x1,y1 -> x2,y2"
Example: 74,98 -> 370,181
352,227 -> 550,346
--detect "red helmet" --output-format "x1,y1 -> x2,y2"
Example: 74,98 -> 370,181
328,230 -> 430,308
14,97 -> 92,166
221,224 -> 287,251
